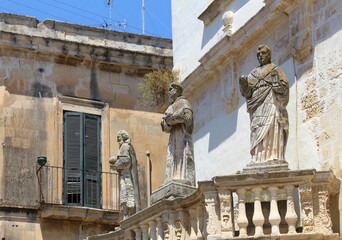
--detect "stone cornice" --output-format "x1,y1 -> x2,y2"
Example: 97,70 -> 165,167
213,169 -> 316,189
57,96 -> 106,109
198,0 -> 234,25
182,0 -> 299,99
40,204 -> 120,225
0,13 -> 173,69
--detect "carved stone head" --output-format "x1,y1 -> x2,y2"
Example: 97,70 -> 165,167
117,130 -> 130,146
168,82 -> 183,103
257,45 -> 271,66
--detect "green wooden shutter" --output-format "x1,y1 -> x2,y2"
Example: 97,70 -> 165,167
63,111 -> 101,208
84,114 -> 101,208
64,112 -> 83,206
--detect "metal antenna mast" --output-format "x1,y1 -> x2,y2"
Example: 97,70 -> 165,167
142,0 -> 145,34
107,0 -> 112,29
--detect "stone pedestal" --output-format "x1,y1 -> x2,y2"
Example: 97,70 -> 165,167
242,159 -> 289,174
151,180 -> 196,204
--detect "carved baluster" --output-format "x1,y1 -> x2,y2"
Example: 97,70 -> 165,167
148,220 -> 157,240
236,188 -> 248,237
189,208 -> 197,239
124,230 -> 134,240
140,224 -> 149,240
204,191 -> 220,238
178,209 -> 189,239
299,183 -> 314,233
285,185 -> 298,234
252,187 -> 264,237
268,186 -> 281,235
197,204 -> 205,239
133,227 -> 142,240
156,217 -> 163,240
165,211 -> 175,240
163,223 -> 171,240
218,189 -> 234,238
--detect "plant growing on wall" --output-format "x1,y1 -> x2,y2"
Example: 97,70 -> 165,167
139,69 -> 175,106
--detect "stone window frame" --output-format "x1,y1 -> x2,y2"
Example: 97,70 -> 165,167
53,95 -> 113,209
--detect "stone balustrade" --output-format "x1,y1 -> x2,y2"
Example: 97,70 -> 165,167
87,169 -> 339,240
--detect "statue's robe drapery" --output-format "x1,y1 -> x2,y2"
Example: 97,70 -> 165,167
113,142 -> 140,212
161,96 -> 195,186
240,63 -> 289,163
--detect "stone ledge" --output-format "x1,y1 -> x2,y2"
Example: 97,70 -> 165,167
0,12 -> 38,28
242,159 -> 289,173
151,180 -> 196,204
0,13 -> 173,65
40,204 -> 119,225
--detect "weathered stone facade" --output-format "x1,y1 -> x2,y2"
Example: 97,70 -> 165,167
88,0 -> 341,239
172,0 -> 342,184
0,13 -> 172,239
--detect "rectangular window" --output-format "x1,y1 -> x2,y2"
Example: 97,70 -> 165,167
63,111 -> 101,208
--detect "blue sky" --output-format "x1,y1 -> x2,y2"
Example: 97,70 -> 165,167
0,0 -> 172,38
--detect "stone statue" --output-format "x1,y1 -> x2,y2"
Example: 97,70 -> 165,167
109,130 -> 140,219
239,45 -> 289,164
161,82 -> 195,186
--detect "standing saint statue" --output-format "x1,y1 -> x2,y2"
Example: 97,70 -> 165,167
161,82 -> 196,186
239,45 -> 289,163
109,130 -> 140,219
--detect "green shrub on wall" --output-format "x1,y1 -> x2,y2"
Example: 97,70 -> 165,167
139,69 -> 174,106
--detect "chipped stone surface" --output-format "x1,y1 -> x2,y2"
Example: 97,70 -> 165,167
0,13 -> 170,239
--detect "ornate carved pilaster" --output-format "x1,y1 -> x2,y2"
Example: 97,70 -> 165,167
236,188 -> 248,237
313,185 -> 333,234
204,191 -> 220,239
177,209 -> 189,240
163,211 -> 174,240
284,185 -> 298,234
218,189 -> 234,238
299,183 -> 314,233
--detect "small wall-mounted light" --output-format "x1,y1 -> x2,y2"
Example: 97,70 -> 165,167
37,156 -> 47,166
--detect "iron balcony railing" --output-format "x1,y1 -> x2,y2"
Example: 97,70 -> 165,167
37,165 -> 119,211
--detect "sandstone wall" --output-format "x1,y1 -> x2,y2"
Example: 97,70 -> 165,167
0,13 -> 171,239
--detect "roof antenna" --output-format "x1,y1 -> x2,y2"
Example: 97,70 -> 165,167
107,0 -> 112,29
142,0 -> 145,34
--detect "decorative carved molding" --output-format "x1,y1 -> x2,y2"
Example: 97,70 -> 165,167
198,0 -> 234,25
89,170 -> 339,240
183,0 -> 301,99
299,183 -> 315,233
217,189 -> 234,237
204,191 -> 220,237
